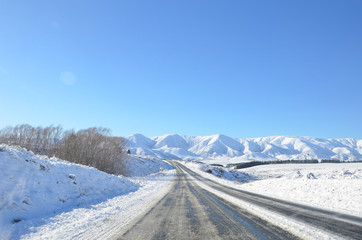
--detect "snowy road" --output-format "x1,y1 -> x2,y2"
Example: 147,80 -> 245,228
179,162 -> 362,239
115,162 -> 299,240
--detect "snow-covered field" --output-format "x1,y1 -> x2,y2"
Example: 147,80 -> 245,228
181,161 -> 362,218
0,145 -> 175,240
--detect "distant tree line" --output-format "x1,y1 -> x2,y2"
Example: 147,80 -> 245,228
228,159 -> 352,169
0,124 -> 128,175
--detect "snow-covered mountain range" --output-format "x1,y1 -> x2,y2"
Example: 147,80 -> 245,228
126,134 -> 362,162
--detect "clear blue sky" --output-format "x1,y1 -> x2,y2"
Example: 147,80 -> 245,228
0,0 -> 361,139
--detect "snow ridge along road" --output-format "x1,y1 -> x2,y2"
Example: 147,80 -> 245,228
116,162 -> 299,240
176,162 -> 362,239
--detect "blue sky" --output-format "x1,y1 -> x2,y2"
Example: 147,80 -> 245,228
0,0 -> 361,139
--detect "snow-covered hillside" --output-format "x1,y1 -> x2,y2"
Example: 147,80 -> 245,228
125,156 -> 174,177
0,144 -> 175,240
126,134 -> 362,162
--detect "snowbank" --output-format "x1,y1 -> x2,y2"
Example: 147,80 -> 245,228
184,161 -> 255,182
0,144 -> 174,239
125,156 -> 174,177
19,170 -> 175,240
181,161 -> 362,217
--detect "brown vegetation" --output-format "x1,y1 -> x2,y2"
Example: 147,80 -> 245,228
0,124 -> 128,175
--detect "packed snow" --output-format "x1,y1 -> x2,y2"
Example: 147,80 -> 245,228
0,144 -> 175,240
125,134 -> 362,162
181,161 -> 362,218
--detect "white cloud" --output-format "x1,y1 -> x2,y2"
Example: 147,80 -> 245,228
60,71 -> 76,86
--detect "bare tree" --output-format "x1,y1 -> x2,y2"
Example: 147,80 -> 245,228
0,124 -> 128,175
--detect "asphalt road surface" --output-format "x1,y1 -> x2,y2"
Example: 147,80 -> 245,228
177,162 -> 362,240
117,162 -> 300,240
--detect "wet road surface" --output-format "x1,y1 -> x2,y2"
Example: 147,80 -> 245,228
177,162 -> 362,240
117,163 -> 300,240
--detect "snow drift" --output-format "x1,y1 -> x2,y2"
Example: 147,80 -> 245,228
0,144 -> 139,239
125,156 -> 174,177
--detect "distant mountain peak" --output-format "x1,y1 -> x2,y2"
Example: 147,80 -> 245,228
125,134 -> 362,162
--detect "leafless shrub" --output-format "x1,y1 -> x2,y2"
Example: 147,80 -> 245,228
0,124 -> 128,175
58,127 -> 128,174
